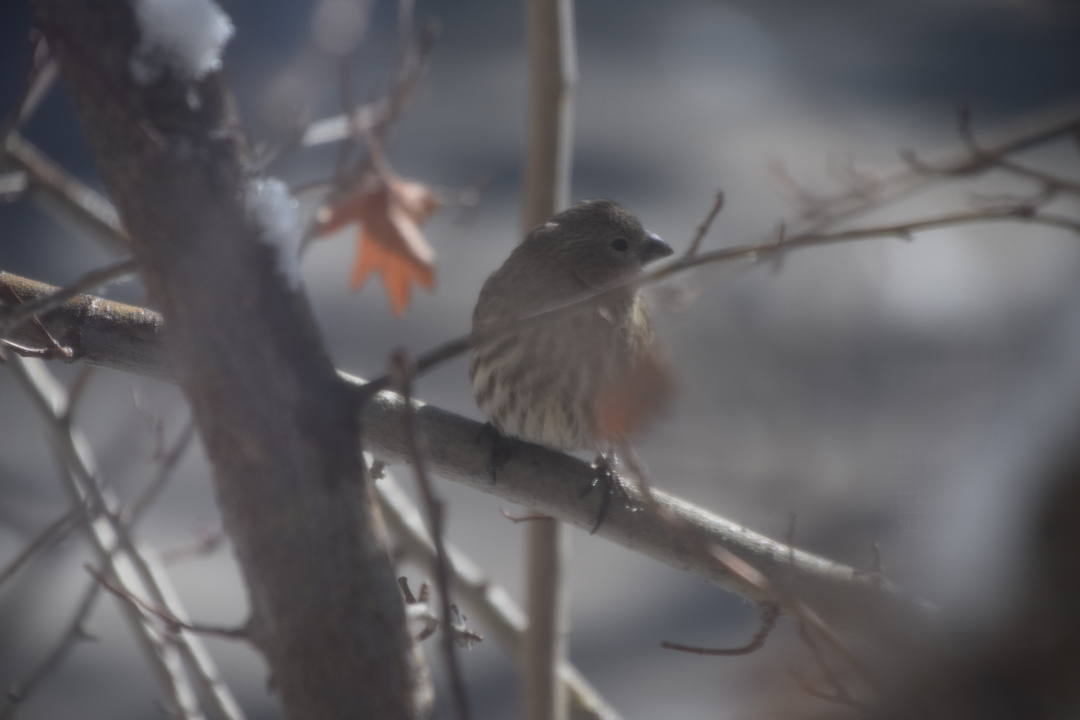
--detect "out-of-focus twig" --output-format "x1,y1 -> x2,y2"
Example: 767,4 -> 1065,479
0,579 -> 100,720
86,563 -> 248,640
377,471 -> 625,720
0,32 -> 57,141
123,420 -> 196,524
0,505 -> 83,591
391,351 -> 471,720
662,603 -> 780,656
684,190 -> 724,258
802,97 -> 1080,227
6,355 -> 245,720
350,199 -> 1080,403
2,132 -> 127,253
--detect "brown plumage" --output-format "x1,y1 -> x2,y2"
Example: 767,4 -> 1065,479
469,200 -> 674,455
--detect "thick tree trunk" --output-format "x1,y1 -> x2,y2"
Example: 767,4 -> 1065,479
30,2 -> 430,718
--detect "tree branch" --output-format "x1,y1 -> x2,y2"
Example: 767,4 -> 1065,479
0,272 -> 927,633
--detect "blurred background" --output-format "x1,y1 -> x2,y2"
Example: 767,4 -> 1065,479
2,0 -> 1080,717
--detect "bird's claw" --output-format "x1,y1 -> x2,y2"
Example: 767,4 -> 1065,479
580,454 -> 630,534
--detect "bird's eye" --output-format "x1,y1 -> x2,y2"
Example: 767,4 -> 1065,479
610,237 -> 629,252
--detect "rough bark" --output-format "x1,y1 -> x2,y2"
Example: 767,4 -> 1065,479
29,2 -> 430,718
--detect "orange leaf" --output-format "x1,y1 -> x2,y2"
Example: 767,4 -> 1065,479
317,175 -> 439,316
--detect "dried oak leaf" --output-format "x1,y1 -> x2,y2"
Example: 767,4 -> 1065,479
316,176 -> 439,316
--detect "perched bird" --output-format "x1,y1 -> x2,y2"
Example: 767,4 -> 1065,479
469,200 -> 674,523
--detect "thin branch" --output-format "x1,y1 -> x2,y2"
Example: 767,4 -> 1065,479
0,580 -> 100,720
86,563 -> 248,640
298,100 -> 387,148
617,441 -> 882,709
661,603 -> 779,656
656,206 -> 1080,280
0,338 -> 72,361
706,542 -> 885,696
811,97 -> 1080,227
996,157 -> 1080,197
3,132 -> 128,253
334,56 -> 360,184
351,202 -> 1080,401
377,471 -> 625,720
790,621 -> 872,711
159,531 -> 225,566
0,505 -> 83,591
391,351 -> 471,720
0,32 -> 56,140
0,257 -> 137,337
123,419 -> 197,524
684,190 -> 724,257
6,354 -> 245,720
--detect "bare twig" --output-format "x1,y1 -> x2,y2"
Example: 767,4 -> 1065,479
0,505 -> 83,591
123,420 -> 197,524
662,603 -> 780,656
3,132 -> 127,253
0,32 -> 57,141
334,56 -> 360,184
351,200 -> 1080,403
708,542 -> 884,696
0,580 -> 100,720
378,472 -> 624,720
6,354 -> 245,720
790,621 -> 872,711
391,351 -> 471,720
619,441 -> 881,708
159,531 -> 225,566
684,190 -> 724,257
86,564 -> 248,640
7,355 -> 208,719
996,157 -> 1080,197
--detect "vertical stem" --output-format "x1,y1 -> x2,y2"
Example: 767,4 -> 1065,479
524,520 -> 571,720
522,1 -> 576,719
523,0 -> 576,233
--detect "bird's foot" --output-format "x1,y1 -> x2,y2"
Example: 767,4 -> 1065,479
580,452 -> 632,534
478,422 -> 515,484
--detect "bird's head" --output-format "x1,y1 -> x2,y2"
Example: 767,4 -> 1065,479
529,200 -> 673,289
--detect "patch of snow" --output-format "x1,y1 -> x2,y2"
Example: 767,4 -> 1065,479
130,0 -> 235,84
245,178 -> 303,291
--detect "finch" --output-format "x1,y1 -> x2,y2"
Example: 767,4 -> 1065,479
469,200 -> 674,460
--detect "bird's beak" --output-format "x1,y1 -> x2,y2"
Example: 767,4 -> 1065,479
640,232 -> 674,265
